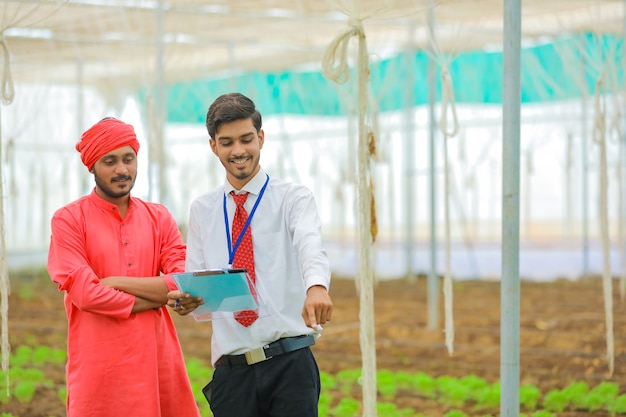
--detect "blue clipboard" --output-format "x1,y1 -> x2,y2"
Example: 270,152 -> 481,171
172,268 -> 258,321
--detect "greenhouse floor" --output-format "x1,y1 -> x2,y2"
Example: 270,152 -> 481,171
6,274 -> 626,416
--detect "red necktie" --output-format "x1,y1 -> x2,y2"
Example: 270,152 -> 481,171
231,192 -> 259,327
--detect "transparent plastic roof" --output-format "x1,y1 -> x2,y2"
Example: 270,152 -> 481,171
2,0 -> 624,88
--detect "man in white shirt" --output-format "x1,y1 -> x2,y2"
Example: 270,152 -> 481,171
169,92 -> 333,417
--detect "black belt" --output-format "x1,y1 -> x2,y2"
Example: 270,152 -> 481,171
215,335 -> 315,366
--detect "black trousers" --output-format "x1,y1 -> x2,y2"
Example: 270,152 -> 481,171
207,347 -> 320,417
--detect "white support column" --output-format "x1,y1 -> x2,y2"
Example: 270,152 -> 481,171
500,0 -> 521,415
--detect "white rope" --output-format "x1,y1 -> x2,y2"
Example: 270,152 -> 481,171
439,68 -> 459,137
0,104 -> 10,397
618,147 -> 626,301
608,104 -> 626,302
0,36 -> 14,106
439,66 -> 459,356
321,21 -> 360,85
0,0 -> 69,106
321,0 -> 389,84
0,1 -> 69,392
322,2 -> 379,414
592,72 -> 615,376
0,30 -> 14,401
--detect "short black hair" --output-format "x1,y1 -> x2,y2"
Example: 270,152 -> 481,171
205,93 -> 262,139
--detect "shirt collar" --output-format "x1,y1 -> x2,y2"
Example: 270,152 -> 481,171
88,188 -> 136,214
224,167 -> 267,196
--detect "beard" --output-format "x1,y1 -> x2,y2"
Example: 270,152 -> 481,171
94,171 -> 136,199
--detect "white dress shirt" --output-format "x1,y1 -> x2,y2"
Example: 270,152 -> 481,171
185,168 -> 331,365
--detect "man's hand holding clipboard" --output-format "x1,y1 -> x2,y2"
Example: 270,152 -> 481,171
167,268 -> 259,321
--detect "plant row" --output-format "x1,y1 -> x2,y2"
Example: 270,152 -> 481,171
2,343 -> 626,417
317,368 -> 626,417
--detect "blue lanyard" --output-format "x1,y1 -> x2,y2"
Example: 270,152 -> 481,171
223,174 -> 270,266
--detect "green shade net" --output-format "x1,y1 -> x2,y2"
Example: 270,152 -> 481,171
138,33 -> 623,123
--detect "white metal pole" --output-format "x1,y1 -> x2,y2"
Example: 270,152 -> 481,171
621,0 -> 626,296
501,0 -> 521,415
0,102 -> 10,394
76,60 -> 88,196
581,56 -> 590,279
158,0 -> 167,205
404,24 -> 416,283
427,0 -> 439,330
150,0 -> 167,205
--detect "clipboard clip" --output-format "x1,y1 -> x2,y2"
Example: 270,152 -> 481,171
192,268 -> 248,277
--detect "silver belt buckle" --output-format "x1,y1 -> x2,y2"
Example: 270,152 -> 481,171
244,345 -> 271,365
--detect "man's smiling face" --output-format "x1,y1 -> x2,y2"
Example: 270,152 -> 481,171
210,118 -> 264,190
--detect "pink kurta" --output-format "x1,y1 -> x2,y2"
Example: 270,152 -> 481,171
47,190 -> 201,417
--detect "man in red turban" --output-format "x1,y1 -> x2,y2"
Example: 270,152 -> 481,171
48,117 -> 203,417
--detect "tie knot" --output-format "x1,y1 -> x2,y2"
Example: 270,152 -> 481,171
231,191 -> 249,207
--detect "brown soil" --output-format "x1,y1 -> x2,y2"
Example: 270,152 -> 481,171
5,274 -> 626,416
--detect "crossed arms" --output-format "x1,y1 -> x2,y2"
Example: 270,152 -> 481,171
100,276 -> 170,313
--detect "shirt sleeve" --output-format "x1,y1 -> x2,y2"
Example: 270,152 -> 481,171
156,205 -> 187,290
47,208 -> 135,318
185,200 -> 207,272
288,186 -> 331,291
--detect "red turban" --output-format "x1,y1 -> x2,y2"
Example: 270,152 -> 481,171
76,118 -> 140,170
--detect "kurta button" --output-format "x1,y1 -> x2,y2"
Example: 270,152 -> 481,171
124,242 -> 128,246
127,263 -> 132,267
